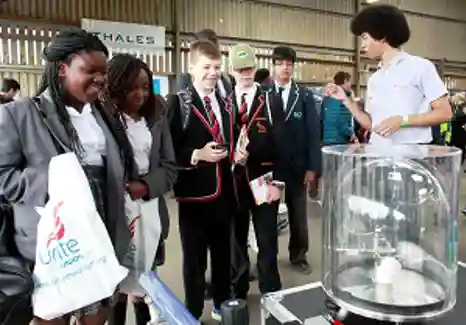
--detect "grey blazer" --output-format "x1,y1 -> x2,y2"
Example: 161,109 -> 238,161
138,110 -> 177,240
0,91 -> 130,263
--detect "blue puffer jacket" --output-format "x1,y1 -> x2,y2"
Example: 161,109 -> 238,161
322,95 -> 353,145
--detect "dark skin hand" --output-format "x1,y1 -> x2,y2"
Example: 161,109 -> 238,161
126,181 -> 149,200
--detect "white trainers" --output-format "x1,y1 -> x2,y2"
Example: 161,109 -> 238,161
278,203 -> 288,214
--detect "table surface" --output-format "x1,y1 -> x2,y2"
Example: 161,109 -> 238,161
264,262 -> 466,324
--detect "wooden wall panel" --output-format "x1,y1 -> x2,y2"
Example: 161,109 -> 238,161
171,0 -> 354,50
367,0 -> 466,61
375,0 -> 466,21
0,0 -> 169,27
0,19 -> 175,97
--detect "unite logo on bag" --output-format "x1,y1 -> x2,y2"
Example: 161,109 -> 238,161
125,214 -> 141,261
129,214 -> 141,239
38,200 -> 84,268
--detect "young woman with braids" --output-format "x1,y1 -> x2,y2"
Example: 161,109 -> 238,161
0,28 -> 132,325
101,54 -> 177,325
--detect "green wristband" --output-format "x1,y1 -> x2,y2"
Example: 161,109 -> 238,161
401,115 -> 409,127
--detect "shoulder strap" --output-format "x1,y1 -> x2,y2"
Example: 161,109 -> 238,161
176,91 -> 192,131
263,88 -> 275,126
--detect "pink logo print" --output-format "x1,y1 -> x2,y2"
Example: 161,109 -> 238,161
46,201 -> 65,248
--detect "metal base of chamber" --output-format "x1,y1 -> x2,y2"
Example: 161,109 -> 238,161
323,258 -> 453,322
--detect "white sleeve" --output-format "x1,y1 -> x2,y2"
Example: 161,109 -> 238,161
364,77 -> 374,114
419,59 -> 448,104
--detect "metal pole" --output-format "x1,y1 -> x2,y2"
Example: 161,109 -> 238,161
438,58 -> 446,80
172,0 -> 181,91
354,0 -> 362,96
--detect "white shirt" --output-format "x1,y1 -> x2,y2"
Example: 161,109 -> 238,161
366,52 -> 447,145
217,78 -> 227,98
235,83 -> 257,115
124,115 -> 152,175
194,85 -> 224,137
275,80 -> 292,110
66,103 -> 106,166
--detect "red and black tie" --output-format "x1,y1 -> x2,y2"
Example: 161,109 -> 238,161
203,96 -> 222,143
239,93 -> 248,125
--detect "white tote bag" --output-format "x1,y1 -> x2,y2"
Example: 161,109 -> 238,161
32,153 -> 128,320
119,194 -> 161,296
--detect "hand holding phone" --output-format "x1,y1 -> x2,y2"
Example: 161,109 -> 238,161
212,143 -> 229,150
195,142 -> 228,163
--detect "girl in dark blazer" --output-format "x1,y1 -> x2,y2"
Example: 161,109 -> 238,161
101,54 -> 177,325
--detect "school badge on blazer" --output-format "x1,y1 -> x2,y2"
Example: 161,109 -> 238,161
255,120 -> 267,134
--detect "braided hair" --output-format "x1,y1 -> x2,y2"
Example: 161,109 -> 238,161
101,54 -> 167,181
104,53 -> 165,128
36,28 -> 108,159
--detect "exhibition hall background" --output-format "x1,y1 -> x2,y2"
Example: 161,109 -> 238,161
1,1 -> 466,324
0,0 -> 465,99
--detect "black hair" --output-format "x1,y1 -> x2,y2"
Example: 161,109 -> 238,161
333,71 -> 351,85
35,27 -> 108,158
104,53 -> 164,127
350,4 -> 410,48
195,29 -> 219,47
254,68 -> 270,84
101,54 -> 168,180
272,46 -> 296,63
1,78 -> 20,92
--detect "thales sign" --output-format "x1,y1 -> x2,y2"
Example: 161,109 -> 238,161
81,19 -> 165,53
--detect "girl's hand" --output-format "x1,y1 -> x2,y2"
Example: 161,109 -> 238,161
126,181 -> 149,200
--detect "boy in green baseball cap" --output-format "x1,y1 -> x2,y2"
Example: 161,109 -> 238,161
229,44 -> 256,91
229,43 -> 283,300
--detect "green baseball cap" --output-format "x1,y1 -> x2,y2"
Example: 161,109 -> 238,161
229,44 -> 256,70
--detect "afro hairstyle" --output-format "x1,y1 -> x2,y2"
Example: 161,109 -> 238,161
350,4 -> 410,48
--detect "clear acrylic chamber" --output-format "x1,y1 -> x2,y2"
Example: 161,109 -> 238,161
321,144 -> 462,322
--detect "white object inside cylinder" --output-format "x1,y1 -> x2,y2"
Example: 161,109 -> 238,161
375,256 -> 402,284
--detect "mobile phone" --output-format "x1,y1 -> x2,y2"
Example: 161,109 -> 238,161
212,143 -> 229,150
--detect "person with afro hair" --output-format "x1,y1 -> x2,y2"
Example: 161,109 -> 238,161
325,4 -> 452,146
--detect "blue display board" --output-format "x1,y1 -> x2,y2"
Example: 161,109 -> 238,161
153,76 -> 169,97
153,78 -> 161,94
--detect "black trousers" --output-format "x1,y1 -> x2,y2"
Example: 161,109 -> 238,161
233,187 -> 281,298
107,297 -> 150,325
285,182 -> 309,263
178,194 -> 233,319
0,300 -> 32,325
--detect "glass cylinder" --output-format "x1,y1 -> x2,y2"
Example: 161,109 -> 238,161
321,144 -> 461,322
